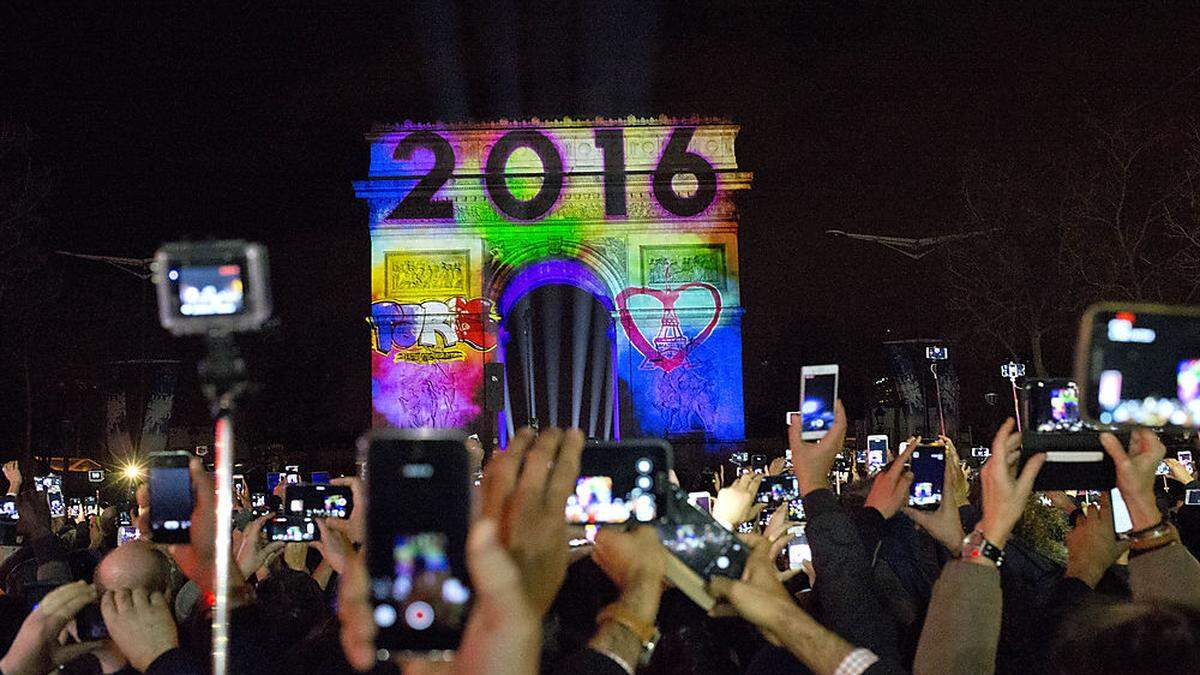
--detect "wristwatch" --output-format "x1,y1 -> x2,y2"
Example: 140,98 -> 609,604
597,603 -> 660,666
960,529 -> 1005,567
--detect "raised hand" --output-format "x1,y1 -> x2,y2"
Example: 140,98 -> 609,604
3,460 -> 21,493
478,427 -> 584,616
324,476 -> 365,545
236,514 -> 285,578
712,472 -> 763,530
100,588 -> 179,672
1165,457 -> 1195,485
789,400 -> 848,496
1101,429 -> 1167,531
1064,494 -> 1129,588
0,581 -> 103,675
976,419 -> 1045,550
904,439 -> 966,551
865,442 -> 916,519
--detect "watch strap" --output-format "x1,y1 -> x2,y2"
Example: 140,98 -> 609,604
597,603 -> 657,646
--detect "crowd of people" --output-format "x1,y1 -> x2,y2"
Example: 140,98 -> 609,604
2,404 -> 1200,674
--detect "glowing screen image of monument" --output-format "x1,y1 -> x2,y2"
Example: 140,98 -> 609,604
354,117 -> 751,442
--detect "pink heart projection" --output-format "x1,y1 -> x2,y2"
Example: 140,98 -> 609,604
615,282 -> 723,372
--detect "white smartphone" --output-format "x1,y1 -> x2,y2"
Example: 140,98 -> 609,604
687,491 -> 713,514
799,365 -> 839,441
867,434 -> 889,471
1179,451 -> 1194,475
1110,488 -> 1133,536
786,524 -> 811,569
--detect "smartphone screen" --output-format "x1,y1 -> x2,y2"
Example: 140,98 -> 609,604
565,440 -> 671,525
1078,305 -> 1200,428
1110,488 -> 1134,535
266,472 -> 281,495
687,492 -> 712,514
1179,451 -> 1194,474
149,451 -> 193,544
83,497 -> 98,517
44,476 -> 65,519
787,524 -> 812,569
657,486 -> 748,580
1157,461 -> 1170,476
117,525 -> 139,546
756,474 -> 799,507
311,471 -> 331,484
1186,489 -> 1200,506
285,484 -> 353,519
0,496 -> 18,524
364,429 -> 471,659
68,498 -> 82,520
233,475 -> 246,498
799,366 -> 838,440
266,516 -> 319,542
1029,379 -> 1084,433
908,444 -> 945,510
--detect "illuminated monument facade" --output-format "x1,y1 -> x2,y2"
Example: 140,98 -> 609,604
354,118 -> 751,442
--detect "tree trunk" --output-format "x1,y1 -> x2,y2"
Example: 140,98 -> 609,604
1030,328 -> 1047,379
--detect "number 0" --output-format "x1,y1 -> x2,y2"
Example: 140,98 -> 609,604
484,130 -> 564,221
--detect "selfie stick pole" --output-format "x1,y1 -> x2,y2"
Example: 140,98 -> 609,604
199,335 -> 247,675
930,363 -> 946,437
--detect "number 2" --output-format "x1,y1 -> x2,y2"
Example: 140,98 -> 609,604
385,131 -> 455,220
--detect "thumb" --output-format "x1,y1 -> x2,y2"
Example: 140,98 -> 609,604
466,519 -> 520,599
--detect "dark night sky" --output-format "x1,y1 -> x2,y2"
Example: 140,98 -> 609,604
2,1 -> 1199,454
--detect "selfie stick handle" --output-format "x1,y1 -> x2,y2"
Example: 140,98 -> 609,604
200,335 -> 246,675
1009,376 -> 1022,432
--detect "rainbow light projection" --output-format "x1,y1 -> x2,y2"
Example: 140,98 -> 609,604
354,117 -> 751,441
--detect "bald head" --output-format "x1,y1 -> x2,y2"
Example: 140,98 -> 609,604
96,540 -> 173,598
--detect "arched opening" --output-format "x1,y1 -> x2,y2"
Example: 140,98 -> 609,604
496,259 -> 618,443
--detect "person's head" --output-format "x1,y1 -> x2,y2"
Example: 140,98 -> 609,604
1055,602 -> 1200,674
255,568 -> 331,647
95,539 -> 175,603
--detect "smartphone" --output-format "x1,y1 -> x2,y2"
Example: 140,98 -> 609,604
786,524 -> 812,570
1075,304 -> 1200,428
44,476 -> 65,519
149,450 -> 193,544
1157,461 -> 1171,476
311,471 -> 331,485
799,365 -> 839,440
285,484 -> 353,519
1186,489 -> 1200,506
1179,451 -> 1194,475
76,602 -> 109,640
908,443 -> 945,510
750,454 -> 767,474
117,525 -> 140,545
362,429 -> 471,660
926,346 -> 949,360
657,486 -> 748,580
687,492 -> 712,514
233,475 -> 246,498
68,498 -> 82,520
0,496 -> 18,523
867,450 -> 886,473
867,434 -> 889,454
251,492 -> 267,508
971,446 -> 991,458
266,515 -> 319,542
1027,378 -> 1085,433
756,474 -> 799,507
83,496 -> 98,517
565,439 -> 672,525
266,472 -> 282,495
1110,488 -> 1134,536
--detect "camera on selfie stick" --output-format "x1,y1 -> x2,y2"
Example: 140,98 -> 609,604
154,240 -> 271,675
1000,361 -> 1026,431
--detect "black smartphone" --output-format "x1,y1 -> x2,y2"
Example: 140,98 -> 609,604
362,429 -> 471,660
76,602 -> 109,640
1075,304 -> 1200,428
83,496 -> 98,517
756,474 -> 803,520
908,443 -> 945,510
565,439 -> 672,525
311,471 -> 331,484
117,525 -> 139,546
149,450 -> 193,544
656,486 -> 748,580
68,498 -> 82,520
266,515 -> 319,542
284,484 -> 353,519
1027,378 -> 1084,433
